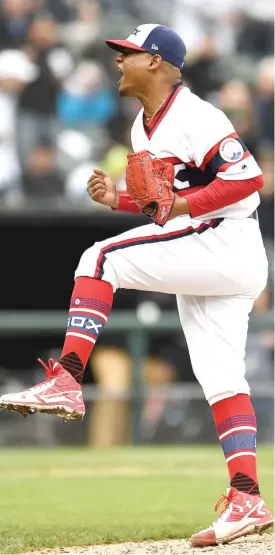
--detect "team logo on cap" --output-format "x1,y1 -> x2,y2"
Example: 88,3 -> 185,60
219,138 -> 244,163
133,28 -> 141,36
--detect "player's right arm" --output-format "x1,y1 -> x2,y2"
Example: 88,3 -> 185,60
87,169 -> 118,207
87,169 -> 140,214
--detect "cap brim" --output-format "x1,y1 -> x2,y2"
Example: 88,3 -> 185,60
105,39 -> 146,53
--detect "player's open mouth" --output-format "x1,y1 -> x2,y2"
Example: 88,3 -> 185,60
117,66 -> 123,84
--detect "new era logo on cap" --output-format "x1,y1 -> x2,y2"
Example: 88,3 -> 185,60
106,24 -> 187,70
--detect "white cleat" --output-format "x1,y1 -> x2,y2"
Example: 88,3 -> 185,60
0,358 -> 85,420
191,487 -> 273,547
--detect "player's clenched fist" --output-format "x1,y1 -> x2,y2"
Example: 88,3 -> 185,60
87,169 -> 119,208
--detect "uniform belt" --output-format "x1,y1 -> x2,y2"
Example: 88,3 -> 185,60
248,210 -> 258,221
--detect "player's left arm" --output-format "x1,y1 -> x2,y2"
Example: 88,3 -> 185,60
169,108 -> 264,219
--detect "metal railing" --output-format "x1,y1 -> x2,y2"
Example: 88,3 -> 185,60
0,310 -> 272,442
0,309 -> 272,334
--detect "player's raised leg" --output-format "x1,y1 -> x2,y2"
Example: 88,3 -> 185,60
0,215 -> 253,419
0,267 -> 117,419
0,276 -> 114,419
176,294 -> 273,546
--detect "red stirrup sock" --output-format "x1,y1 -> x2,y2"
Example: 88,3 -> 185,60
212,394 -> 260,495
59,277 -> 113,383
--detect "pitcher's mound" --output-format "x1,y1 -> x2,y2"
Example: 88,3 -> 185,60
30,532 -> 274,555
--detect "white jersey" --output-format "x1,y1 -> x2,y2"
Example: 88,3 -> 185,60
131,85 -> 262,219
76,88 -> 267,410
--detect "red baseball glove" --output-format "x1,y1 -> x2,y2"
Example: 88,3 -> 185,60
126,150 -> 175,226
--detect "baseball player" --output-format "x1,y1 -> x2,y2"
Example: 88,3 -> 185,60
0,24 -> 273,546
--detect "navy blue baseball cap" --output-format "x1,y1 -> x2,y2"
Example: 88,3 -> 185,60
106,24 -> 187,70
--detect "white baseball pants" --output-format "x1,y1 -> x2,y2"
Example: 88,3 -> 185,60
75,215 -> 268,405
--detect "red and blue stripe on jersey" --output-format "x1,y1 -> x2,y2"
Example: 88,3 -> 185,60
115,133 -> 260,216
94,218 -> 223,279
165,132 -> 250,193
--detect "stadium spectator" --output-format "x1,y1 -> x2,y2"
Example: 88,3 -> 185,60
43,0 -> 75,23
0,48 -> 38,200
182,34 -> 226,99
17,11 -> 74,166
57,60 -> 117,128
236,12 -> 274,58
0,0 -> 37,49
255,56 -> 274,147
216,80 -> 258,155
58,0 -> 101,55
257,146 -> 274,243
21,139 -> 64,199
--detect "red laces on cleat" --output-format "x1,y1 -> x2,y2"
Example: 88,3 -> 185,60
37,358 -> 59,378
212,492 -> 234,527
214,493 -> 231,514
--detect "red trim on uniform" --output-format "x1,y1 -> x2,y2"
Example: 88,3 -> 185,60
176,185 -> 205,196
105,39 -> 146,52
112,157 -> 183,214
116,191 -> 140,213
224,449 -> 256,459
223,428 -> 257,438
113,185 -> 205,212
67,329 -> 97,341
187,175 -> 263,218
94,253 -> 105,279
144,85 -> 184,139
161,157 -> 196,169
94,218 -> 220,279
103,223 -> 205,250
161,156 -> 183,165
218,150 -> 251,173
200,132 -> 239,171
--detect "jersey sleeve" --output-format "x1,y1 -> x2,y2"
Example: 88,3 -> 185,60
187,102 -> 262,181
179,99 -> 263,217
115,190 -> 140,214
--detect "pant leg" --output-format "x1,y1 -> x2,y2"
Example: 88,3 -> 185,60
176,294 -> 255,405
75,216 -> 267,297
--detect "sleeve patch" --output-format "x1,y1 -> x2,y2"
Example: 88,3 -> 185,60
205,136 -> 248,175
219,138 -> 244,163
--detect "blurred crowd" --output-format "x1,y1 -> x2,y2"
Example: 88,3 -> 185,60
0,0 -> 273,446
0,0 -> 273,211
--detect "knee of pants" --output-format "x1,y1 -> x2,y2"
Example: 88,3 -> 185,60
192,361 -> 250,406
74,242 -> 119,291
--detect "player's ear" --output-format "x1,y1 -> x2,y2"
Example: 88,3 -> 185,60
149,54 -> 162,70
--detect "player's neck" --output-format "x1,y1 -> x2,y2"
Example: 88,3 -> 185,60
138,81 -> 179,118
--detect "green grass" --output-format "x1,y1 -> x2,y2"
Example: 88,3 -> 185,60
0,445 -> 273,554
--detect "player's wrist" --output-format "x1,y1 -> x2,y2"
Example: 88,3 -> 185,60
111,191 -> 119,209
168,196 -> 190,219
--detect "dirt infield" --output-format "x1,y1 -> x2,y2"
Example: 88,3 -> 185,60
28,533 -> 274,555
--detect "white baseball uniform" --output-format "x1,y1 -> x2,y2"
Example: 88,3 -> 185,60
75,85 -> 268,405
